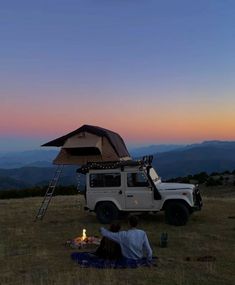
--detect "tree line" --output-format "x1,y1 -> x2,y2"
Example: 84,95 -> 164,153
0,169 -> 235,199
166,170 -> 235,186
0,185 -> 79,199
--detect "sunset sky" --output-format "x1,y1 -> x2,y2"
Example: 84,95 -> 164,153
1,0 -> 235,151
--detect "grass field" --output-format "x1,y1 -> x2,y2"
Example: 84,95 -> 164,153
0,188 -> 234,285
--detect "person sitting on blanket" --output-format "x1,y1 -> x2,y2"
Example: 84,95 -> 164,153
100,215 -> 152,263
95,223 -> 122,260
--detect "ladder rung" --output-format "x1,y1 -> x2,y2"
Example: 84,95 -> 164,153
38,206 -> 48,212
48,185 -> 56,189
42,199 -> 51,204
47,187 -> 54,190
40,204 -> 47,208
47,188 -> 55,192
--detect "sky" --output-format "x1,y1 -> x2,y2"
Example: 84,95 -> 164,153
0,0 -> 235,151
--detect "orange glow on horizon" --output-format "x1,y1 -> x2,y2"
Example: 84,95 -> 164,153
1,90 -> 235,144
1,115 -> 234,144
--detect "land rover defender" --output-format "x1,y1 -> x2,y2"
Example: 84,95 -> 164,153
77,156 -> 202,226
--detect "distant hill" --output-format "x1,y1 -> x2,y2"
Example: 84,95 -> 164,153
0,176 -> 29,190
129,144 -> 185,157
1,141 -> 235,189
0,146 -> 190,169
153,141 -> 235,179
0,166 -> 79,190
0,150 -> 58,169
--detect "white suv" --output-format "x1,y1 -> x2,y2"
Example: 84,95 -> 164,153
78,156 -> 202,226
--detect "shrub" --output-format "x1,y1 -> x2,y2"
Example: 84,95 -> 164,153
206,177 -> 223,187
222,170 -> 231,175
219,176 -> 224,181
211,172 -> 219,176
192,172 -> 209,184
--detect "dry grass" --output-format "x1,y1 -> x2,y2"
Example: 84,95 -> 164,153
0,189 -> 235,285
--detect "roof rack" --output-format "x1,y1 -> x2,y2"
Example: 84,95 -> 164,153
77,155 -> 153,174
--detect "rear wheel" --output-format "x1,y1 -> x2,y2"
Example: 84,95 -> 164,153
165,202 -> 190,226
96,202 -> 119,224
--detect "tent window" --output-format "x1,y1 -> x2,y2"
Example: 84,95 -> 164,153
65,147 -> 101,156
90,173 -> 121,188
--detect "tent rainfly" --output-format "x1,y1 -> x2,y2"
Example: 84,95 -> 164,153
42,125 -> 131,165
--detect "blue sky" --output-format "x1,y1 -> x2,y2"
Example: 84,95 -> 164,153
0,0 -> 235,151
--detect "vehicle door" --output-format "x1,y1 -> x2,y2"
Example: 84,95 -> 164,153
124,171 -> 154,209
87,171 -> 124,209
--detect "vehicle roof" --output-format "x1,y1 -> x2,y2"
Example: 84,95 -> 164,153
77,160 -> 146,174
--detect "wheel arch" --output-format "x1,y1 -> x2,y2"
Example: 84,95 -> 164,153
95,199 -> 121,212
162,199 -> 191,211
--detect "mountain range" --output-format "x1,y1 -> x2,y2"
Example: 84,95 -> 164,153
0,149 -> 58,169
129,144 -> 185,157
152,141 -> 235,179
0,141 -> 235,190
0,166 -> 80,190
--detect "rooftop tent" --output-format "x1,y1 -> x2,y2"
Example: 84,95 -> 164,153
42,125 -> 131,165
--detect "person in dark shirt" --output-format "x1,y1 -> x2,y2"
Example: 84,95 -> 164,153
95,223 -> 122,260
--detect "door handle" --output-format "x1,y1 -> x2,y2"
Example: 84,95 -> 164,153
119,190 -> 122,194
127,195 -> 133,197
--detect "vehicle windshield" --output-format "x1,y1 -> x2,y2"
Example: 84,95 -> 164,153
149,167 -> 159,182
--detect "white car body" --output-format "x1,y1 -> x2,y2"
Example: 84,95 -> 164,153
85,168 -> 196,211
80,162 -> 202,226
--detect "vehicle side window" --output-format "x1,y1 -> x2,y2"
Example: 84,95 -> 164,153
90,173 -> 121,188
127,172 -> 150,187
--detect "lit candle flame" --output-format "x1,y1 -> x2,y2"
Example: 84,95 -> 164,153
82,229 -> 87,241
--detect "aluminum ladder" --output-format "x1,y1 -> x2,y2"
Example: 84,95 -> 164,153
35,165 -> 64,220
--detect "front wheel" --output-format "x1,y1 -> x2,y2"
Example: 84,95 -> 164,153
95,202 -> 119,224
165,202 -> 190,226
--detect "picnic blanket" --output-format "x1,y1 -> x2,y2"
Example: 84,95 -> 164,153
71,252 -> 157,269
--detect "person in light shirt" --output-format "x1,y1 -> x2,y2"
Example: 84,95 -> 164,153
100,215 -> 152,263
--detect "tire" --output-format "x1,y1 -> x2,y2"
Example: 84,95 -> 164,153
165,202 -> 190,226
96,202 -> 119,224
